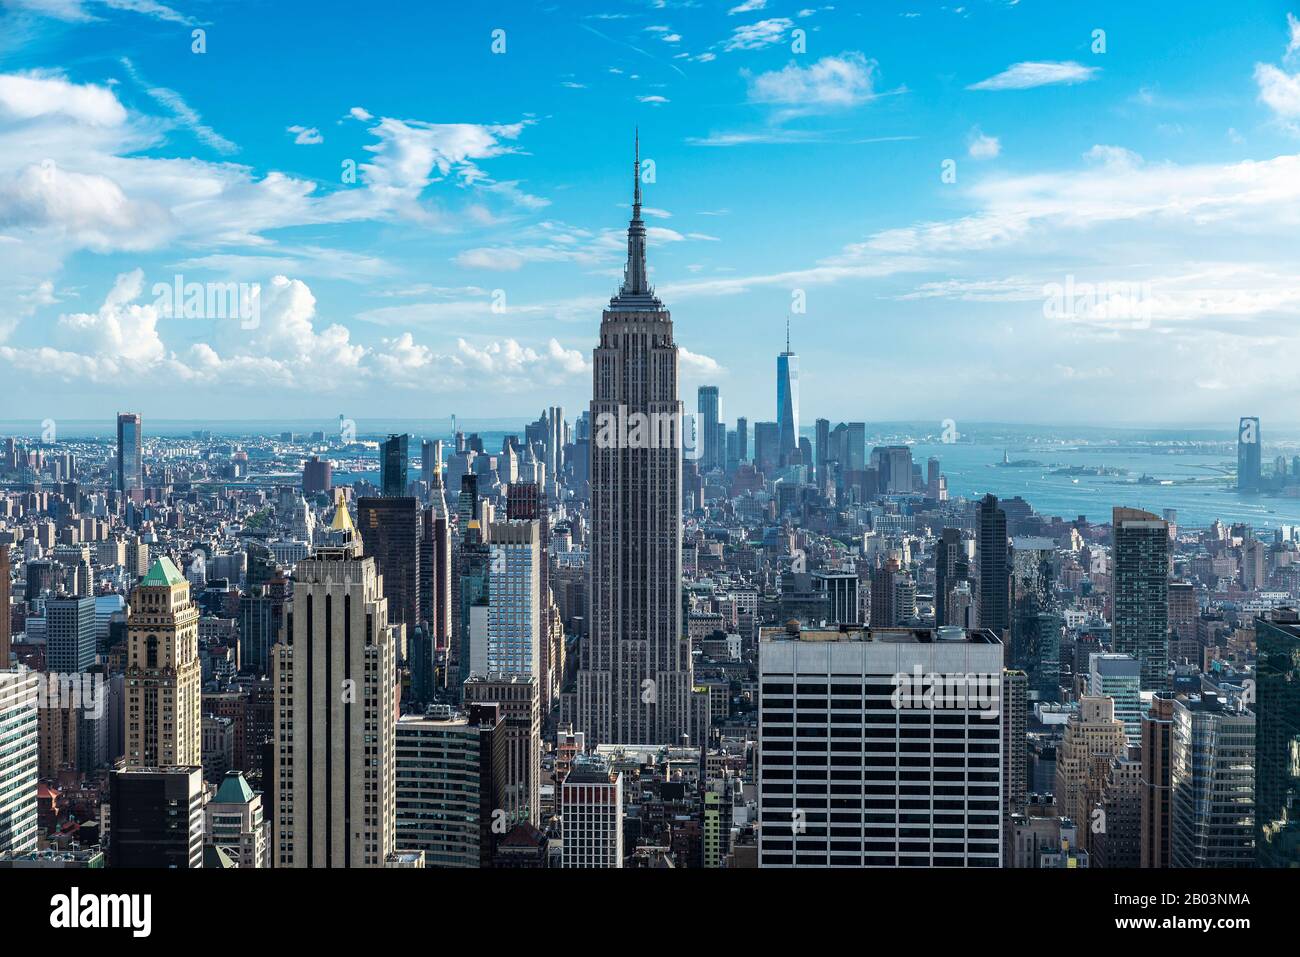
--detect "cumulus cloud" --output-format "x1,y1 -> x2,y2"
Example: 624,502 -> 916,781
287,125 -> 323,145
724,18 -> 793,52
968,128 -> 1001,159
746,53 -> 876,115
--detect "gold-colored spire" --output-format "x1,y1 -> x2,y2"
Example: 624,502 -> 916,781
329,488 -> 355,533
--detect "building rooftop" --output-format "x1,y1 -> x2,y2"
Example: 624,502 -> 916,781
760,623 -> 999,645
139,555 -> 186,587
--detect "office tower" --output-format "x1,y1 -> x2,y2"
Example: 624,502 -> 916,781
457,473 -> 479,530
0,669 -> 39,855
45,594 -> 96,674
927,457 -> 941,498
1054,697 -> 1127,854
1089,653 -> 1142,747
357,496 -> 422,657
1092,757 -> 1143,869
273,496 -> 397,867
977,494 -> 1010,642
239,566 -> 288,677
869,561 -> 897,627
1140,693 -> 1176,868
814,571 -> 859,625
576,137 -> 692,747
205,770 -> 269,868
302,455 -> 333,495
698,386 -> 721,472
872,445 -> 913,494
1167,580 -> 1197,661
1112,507 -> 1169,691
814,418 -> 830,492
0,546 -> 10,666
1237,416 -> 1261,491
753,421 -> 780,474
736,416 -> 748,463
485,520 -> 542,678
1024,611 -> 1062,702
125,557 -> 201,768
561,754 -> 624,868
463,674 -> 541,826
758,624 -> 1004,867
934,528 -> 965,628
420,505 -> 452,678
1256,608 -> 1300,866
395,704 -> 507,868
776,321 -> 799,466
126,538 -> 150,579
380,433 -> 410,497
108,766 -> 204,868
420,438 -> 441,487
894,576 -> 917,623
1170,691 -> 1255,867
116,411 -> 142,493
1002,670 -> 1028,860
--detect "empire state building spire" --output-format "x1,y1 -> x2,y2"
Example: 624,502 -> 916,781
615,129 -> 656,306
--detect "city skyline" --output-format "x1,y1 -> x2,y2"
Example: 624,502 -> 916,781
3,2 -> 1300,423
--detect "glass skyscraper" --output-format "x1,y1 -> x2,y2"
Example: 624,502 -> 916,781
116,411 -> 142,493
776,324 -> 799,467
1256,608 -> 1300,867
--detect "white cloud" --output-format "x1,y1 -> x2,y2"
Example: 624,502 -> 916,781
728,0 -> 766,13
638,94 -> 670,104
287,125 -> 323,145
968,131 -> 1000,160
724,18 -> 793,52
747,52 -> 876,115
967,60 -> 1098,91
0,70 -> 127,125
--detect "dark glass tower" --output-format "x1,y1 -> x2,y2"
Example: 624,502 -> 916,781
576,134 -> 691,745
116,412 -> 142,493
380,433 -> 410,497
1255,609 -> 1300,866
976,494 -> 1010,642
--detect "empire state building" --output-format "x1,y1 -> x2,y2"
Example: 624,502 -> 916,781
575,135 -> 692,745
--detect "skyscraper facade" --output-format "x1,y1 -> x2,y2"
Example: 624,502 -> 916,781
273,496 -> 397,868
0,668 -> 38,856
576,138 -> 691,746
357,496 -> 422,658
1256,608 -> 1300,867
776,323 -> 799,466
116,411 -> 142,494
698,386 -> 721,472
976,494 -> 1010,641
1112,507 -> 1169,691
380,433 -> 410,498
125,557 -> 201,769
45,594 -> 96,674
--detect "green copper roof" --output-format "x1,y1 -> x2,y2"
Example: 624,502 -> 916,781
139,555 -> 186,587
214,771 -> 255,805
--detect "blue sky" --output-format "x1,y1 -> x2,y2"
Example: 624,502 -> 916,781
2,0 -> 1300,427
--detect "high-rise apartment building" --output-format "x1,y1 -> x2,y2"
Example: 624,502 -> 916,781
698,385 -> 721,472
485,520 -> 542,678
0,668 -> 39,855
0,546 -> 11,666
125,557 -> 201,768
46,594 -> 96,674
273,496 -> 398,867
576,138 -> 692,747
561,754 -> 623,868
1112,507 -> 1169,691
758,624 -> 1004,867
